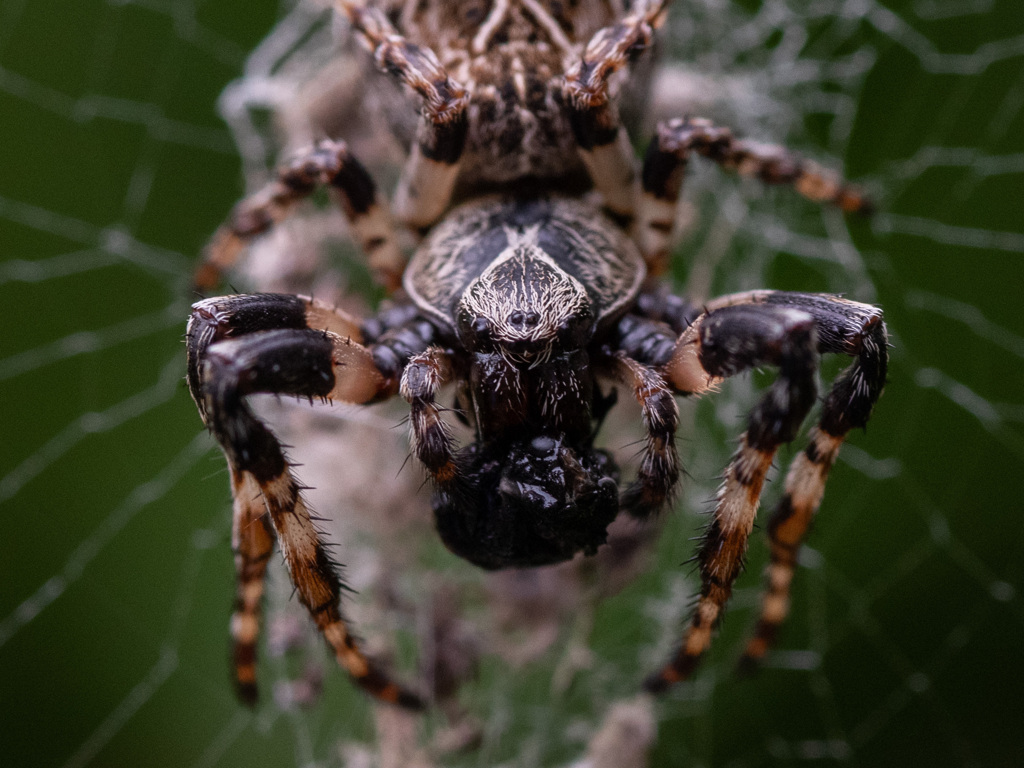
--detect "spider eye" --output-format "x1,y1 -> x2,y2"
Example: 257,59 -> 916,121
508,310 -> 540,328
457,309 -> 494,351
556,308 -> 593,350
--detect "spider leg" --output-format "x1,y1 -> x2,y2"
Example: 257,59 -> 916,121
646,300 -> 821,691
186,295 -> 422,708
187,293 -> 388,421
229,471 -> 276,705
400,347 -> 461,491
337,1 -> 469,230
602,351 -> 680,518
723,293 -> 888,670
645,290 -> 886,691
563,0 -> 670,223
638,117 -> 874,275
196,140 -> 404,293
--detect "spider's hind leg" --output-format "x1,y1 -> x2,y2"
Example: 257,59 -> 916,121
638,117 -> 874,275
337,1 -> 469,230
563,1 -> 670,223
187,294 -> 423,708
195,139 -> 404,294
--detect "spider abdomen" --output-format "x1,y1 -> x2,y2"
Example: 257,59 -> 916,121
433,436 -> 620,569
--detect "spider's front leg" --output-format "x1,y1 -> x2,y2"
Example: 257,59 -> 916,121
645,291 -> 887,691
187,293 -> 429,708
638,117 -> 874,275
717,293 -> 888,671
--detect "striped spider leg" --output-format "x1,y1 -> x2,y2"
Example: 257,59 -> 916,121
195,2 -> 469,294
637,116 -> 874,275
335,0 -> 470,231
600,290 -> 702,518
641,290 -> 887,690
195,139 -> 405,294
598,350 -> 682,520
187,293 -> 434,708
563,0 -> 671,224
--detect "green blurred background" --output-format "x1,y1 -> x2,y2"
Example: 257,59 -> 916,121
2,0 -> 1022,766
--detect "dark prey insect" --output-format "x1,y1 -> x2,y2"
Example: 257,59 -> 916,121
187,0 -> 888,708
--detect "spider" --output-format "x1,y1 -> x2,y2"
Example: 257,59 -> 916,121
187,0 -> 887,709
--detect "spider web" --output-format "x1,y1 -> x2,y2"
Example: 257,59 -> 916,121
1,0 -> 1022,766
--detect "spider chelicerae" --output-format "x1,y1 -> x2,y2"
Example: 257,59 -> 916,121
187,0 -> 888,709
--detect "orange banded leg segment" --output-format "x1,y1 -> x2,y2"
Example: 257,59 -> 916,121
738,427 -> 842,667
337,1 -> 469,230
647,301 -> 821,692
654,435 -> 778,687
259,470 -> 422,708
187,306 -> 421,708
563,1 -> 669,223
195,139 -> 404,293
229,468 -> 276,705
638,117 -> 873,274
735,293 -> 888,668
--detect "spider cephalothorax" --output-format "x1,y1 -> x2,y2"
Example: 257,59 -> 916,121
187,0 -> 887,709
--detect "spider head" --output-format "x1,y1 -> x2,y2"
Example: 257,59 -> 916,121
455,224 -> 596,364
432,435 -> 620,570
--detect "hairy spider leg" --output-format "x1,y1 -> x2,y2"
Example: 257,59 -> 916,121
563,0 -> 669,225
186,294 -> 423,708
602,352 -> 681,518
400,347 -> 461,491
227,475 -> 276,705
196,139 -> 404,293
645,291 -> 887,690
187,293 -> 373,418
337,1 -> 469,231
638,117 -> 874,275
647,300 -> 822,690
711,293 -> 888,670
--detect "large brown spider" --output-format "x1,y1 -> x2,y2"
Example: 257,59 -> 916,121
187,0 -> 887,709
